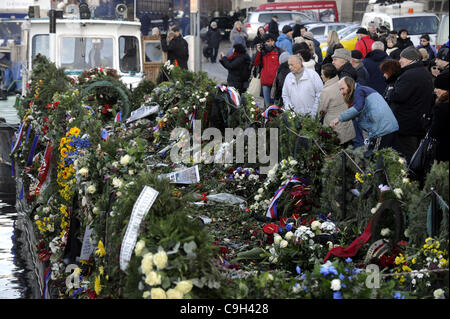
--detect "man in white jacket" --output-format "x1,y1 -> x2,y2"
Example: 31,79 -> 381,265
282,55 -> 323,116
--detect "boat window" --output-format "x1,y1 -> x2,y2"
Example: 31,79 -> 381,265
32,35 -> 50,59
119,36 -> 140,73
60,37 -> 113,70
144,42 -> 163,63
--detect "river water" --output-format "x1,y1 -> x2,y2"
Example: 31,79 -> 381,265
0,95 -> 31,299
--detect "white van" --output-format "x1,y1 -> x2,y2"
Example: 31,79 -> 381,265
361,1 -> 439,46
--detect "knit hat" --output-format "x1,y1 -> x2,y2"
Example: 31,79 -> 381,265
434,71 -> 449,91
279,51 -> 291,64
400,46 -> 422,62
282,25 -> 293,34
302,31 -> 314,41
332,48 -> 352,63
351,50 -> 363,60
437,47 -> 450,62
357,27 -> 368,35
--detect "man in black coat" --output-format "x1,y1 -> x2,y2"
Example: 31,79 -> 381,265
206,21 -> 221,63
268,16 -> 279,39
362,41 -> 390,95
385,46 -> 434,162
162,27 -> 189,69
397,29 -> 414,51
351,49 -> 370,86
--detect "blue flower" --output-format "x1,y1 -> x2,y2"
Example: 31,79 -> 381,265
333,291 -> 343,299
394,292 -> 405,299
342,283 -> 347,289
301,274 -> 306,280
320,268 -> 330,276
339,273 -> 345,281
278,227 -> 283,233
286,224 -> 293,231
296,266 -> 302,274
348,276 -> 353,281
352,269 -> 361,274
345,257 -> 352,263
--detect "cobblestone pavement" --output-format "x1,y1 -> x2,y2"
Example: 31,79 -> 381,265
200,40 -> 265,107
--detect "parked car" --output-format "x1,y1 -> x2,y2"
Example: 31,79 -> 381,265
320,24 -> 360,57
200,16 -> 236,42
304,22 -> 358,43
243,10 -> 315,41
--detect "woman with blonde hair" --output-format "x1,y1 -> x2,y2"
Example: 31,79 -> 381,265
229,20 -> 248,43
326,30 -> 340,58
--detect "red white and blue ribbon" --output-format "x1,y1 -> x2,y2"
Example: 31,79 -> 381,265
216,84 -> 241,107
26,134 -> 39,167
266,176 -> 311,220
114,111 -> 122,123
11,122 -> 25,154
41,267 -> 52,299
189,107 -> 197,128
262,105 -> 284,123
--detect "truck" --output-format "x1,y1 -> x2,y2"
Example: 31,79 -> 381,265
361,0 -> 439,46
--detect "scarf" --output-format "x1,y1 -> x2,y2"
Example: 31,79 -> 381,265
228,52 -> 243,61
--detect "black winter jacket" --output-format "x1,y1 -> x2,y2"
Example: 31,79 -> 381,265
268,20 -> 279,38
219,53 -> 252,93
363,49 -> 390,95
273,62 -> 291,103
206,28 -> 221,48
430,101 -> 449,162
385,62 -> 434,137
337,62 -> 357,81
162,35 -> 189,69
397,37 -> 414,51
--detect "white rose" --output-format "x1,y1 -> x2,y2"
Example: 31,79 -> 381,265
92,207 -> 99,215
141,253 -> 153,274
143,291 -> 151,299
330,279 -> 341,291
175,281 -> 193,294
145,271 -> 162,286
273,234 -> 282,245
267,274 -> 274,281
381,228 -> 391,237
280,240 -> 288,248
393,188 -> 403,199
258,188 -> 264,194
153,250 -> 168,270
87,185 -> 96,194
150,288 -> 166,299
78,167 -> 89,177
254,195 -> 261,201
402,177 -> 410,184
135,240 -> 146,257
166,288 -> 183,299
433,288 -> 445,299
285,231 -> 294,241
289,160 -> 298,166
112,177 -> 123,189
311,221 -> 322,231
112,161 -> 119,168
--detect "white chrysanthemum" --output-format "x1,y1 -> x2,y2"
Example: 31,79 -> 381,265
145,271 -> 162,286
135,240 -> 146,257
433,288 -> 445,299
141,253 -> 154,274
330,279 -> 341,291
78,167 -> 89,177
112,177 -> 123,189
87,185 -> 96,194
280,240 -> 288,248
311,221 -> 322,231
175,281 -> 193,294
273,234 -> 282,245
150,288 -> 166,299
285,231 -> 294,241
166,288 -> 183,299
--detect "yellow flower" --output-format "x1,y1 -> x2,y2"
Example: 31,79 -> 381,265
150,288 -> 166,299
99,266 -> 104,276
355,173 -> 364,183
60,137 -> 67,149
60,148 -> 69,158
69,127 -> 81,137
95,276 -> 102,295
399,276 -> 406,284
411,258 -> 416,265
402,265 -> 412,272
95,240 -> 106,258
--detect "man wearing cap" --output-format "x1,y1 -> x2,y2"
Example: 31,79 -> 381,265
332,48 -> 357,80
351,50 -> 369,86
302,31 -> 323,64
268,15 -> 280,38
432,47 -> 449,78
276,25 -> 294,54
385,46 -> 434,162
368,21 -> 379,41
354,27 -> 375,58
363,41 -> 390,95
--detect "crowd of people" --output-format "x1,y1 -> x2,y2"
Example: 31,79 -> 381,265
206,15 -> 449,167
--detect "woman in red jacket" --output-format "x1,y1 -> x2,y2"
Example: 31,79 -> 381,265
253,33 -> 282,107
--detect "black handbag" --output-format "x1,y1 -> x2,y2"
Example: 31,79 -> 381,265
408,131 -> 437,175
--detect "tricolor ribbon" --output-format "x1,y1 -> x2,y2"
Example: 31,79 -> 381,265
11,122 -> 25,154
26,134 -> 39,167
18,184 -> 24,200
114,111 -> 122,123
216,84 -> 228,92
266,176 -> 311,220
190,108 -> 197,128
41,267 -> 52,299
262,105 -> 284,123
25,124 -> 32,144
34,143 -> 53,197
227,87 -> 241,107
